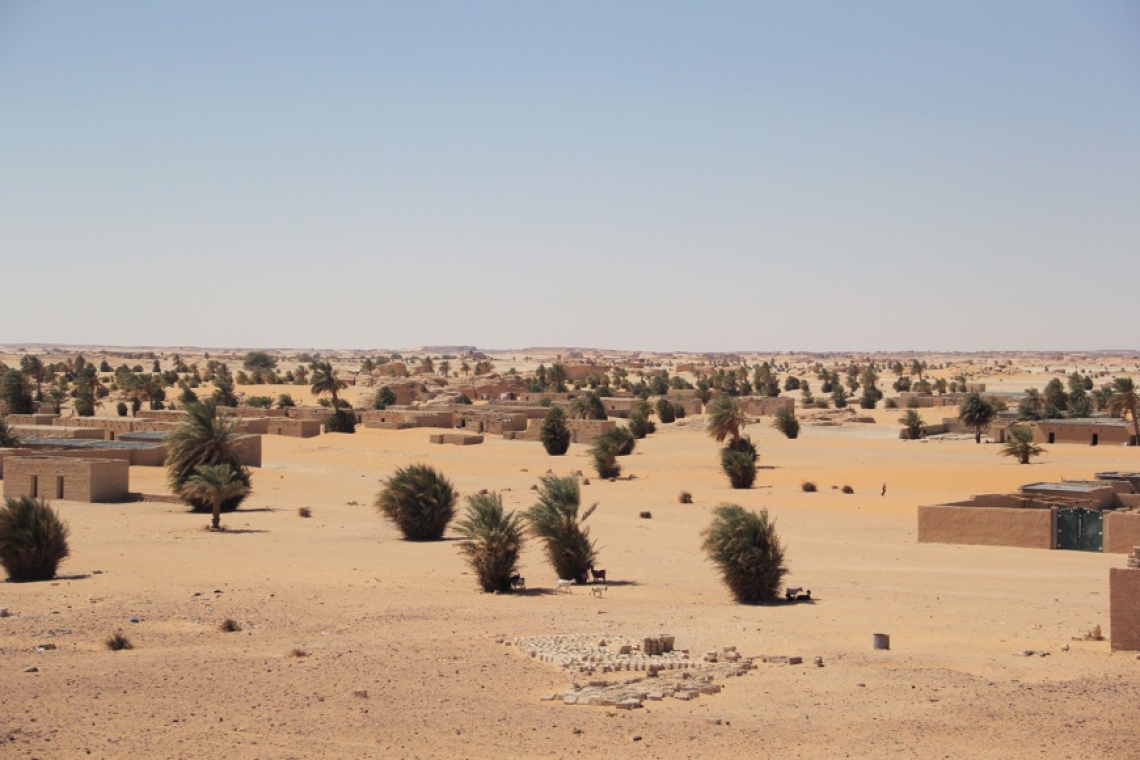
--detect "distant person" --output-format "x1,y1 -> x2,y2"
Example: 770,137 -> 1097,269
881,480 -> 887,497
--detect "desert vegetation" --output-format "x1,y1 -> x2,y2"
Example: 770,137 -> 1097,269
179,463 -> 251,531
540,406 -> 571,456
772,407 -> 800,439
1000,425 -> 1046,464
455,492 -> 525,593
166,399 -> 253,513
374,464 -> 458,541
0,496 -> 70,582
702,504 -> 787,604
524,475 -> 598,584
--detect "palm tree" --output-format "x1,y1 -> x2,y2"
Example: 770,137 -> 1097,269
772,407 -> 800,439
524,475 -> 597,583
540,406 -> 571,456
166,399 -> 253,513
720,437 -> 758,489
958,392 -> 995,444
999,425 -> 1046,465
702,504 -> 787,604
0,496 -> 70,582
20,356 -> 45,400
438,360 -> 451,377
310,362 -> 347,409
705,394 -> 746,444
179,464 -> 250,531
1108,377 -> 1140,446
568,392 -> 606,420
374,464 -> 457,541
900,409 -> 925,440
0,418 -> 20,448
455,492 -> 525,593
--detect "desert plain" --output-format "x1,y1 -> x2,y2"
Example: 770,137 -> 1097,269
1,348 -> 1139,759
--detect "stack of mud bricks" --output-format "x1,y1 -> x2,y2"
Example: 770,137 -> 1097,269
1109,547 -> 1140,651
429,433 -> 484,446
642,635 -> 675,656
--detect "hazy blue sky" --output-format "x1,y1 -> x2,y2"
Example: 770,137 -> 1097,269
2,1 -> 1137,352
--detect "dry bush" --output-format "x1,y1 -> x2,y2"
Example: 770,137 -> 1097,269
801,482 -> 817,492
288,647 -> 309,658
841,485 -> 854,494
298,507 -> 312,518
219,618 -> 242,633
105,630 -> 133,651
639,511 -> 653,519
678,491 -> 693,504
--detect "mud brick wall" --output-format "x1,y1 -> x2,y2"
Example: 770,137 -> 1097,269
1110,563 -> 1140,651
3,456 -> 129,503
233,435 -> 262,468
739,397 -> 795,416
1106,513 -> 1140,554
266,419 -> 321,438
917,505 -> 1055,549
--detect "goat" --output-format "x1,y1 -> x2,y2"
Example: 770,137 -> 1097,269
589,567 -> 607,585
785,587 -> 803,601
509,574 -> 526,591
591,585 -> 606,598
556,579 -> 574,592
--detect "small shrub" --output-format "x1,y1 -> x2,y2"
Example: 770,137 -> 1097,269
678,491 -> 693,504
219,618 -> 241,633
105,630 -> 133,651
639,511 -> 653,519
702,504 -> 788,604
656,398 -> 676,424
884,398 -> 898,409
375,464 -> 458,541
841,485 -> 854,494
628,411 -> 652,439
721,449 -> 757,489
455,393 -> 473,405
298,507 -> 312,518
673,402 -> 687,419
116,401 -> 128,417
813,399 -> 830,409
801,481 -> 817,492
288,647 -> 309,658
0,496 -> 70,582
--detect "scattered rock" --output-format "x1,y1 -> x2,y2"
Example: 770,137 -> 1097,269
352,689 -> 369,698
813,656 -> 824,667
24,666 -> 38,673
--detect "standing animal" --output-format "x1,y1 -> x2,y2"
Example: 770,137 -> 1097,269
589,567 -> 607,585
556,579 -> 574,592
509,574 -> 526,591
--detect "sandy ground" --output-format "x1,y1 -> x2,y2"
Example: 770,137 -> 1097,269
3,404 -> 1139,759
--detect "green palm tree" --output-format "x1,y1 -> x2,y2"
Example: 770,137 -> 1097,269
1108,377 -> 1140,446
702,504 -> 787,604
455,492 -> 525,592
999,425 -> 1046,465
374,464 -> 457,541
568,392 -> 606,420
899,409 -> 924,440
179,464 -> 251,531
166,399 -> 253,513
310,362 -> 347,409
540,406 -> 571,456
0,496 -> 70,582
772,407 -> 800,439
0,418 -> 20,448
706,394 -> 746,444
524,475 -> 597,583
958,392 -> 995,444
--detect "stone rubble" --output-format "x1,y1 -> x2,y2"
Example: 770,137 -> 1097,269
506,633 -> 780,708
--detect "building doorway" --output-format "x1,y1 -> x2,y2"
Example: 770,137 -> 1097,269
1056,508 -> 1103,552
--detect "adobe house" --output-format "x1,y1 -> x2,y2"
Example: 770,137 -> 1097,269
510,418 -> 617,445
2,456 -> 130,503
1024,419 -> 1137,447
918,477 -> 1140,554
15,438 -> 167,466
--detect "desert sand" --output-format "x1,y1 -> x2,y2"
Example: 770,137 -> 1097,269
2,350 -> 1139,758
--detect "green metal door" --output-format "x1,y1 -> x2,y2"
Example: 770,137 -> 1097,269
1057,508 -> 1080,550
1056,508 -> 1102,552
1079,510 -> 1103,552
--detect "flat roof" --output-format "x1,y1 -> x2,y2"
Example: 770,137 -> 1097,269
1021,482 -> 1103,493
22,439 -> 162,451
1039,418 -> 1129,426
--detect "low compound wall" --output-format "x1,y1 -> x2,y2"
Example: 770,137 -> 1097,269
1110,561 -> 1140,651
1106,513 -> 1140,555
917,505 -> 1056,550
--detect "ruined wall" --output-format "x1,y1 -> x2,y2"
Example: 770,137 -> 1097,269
1106,513 -> 1140,555
265,419 -> 321,438
4,414 -> 60,426
3,456 -> 129,503
917,505 -> 1055,550
1110,561 -> 1140,651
